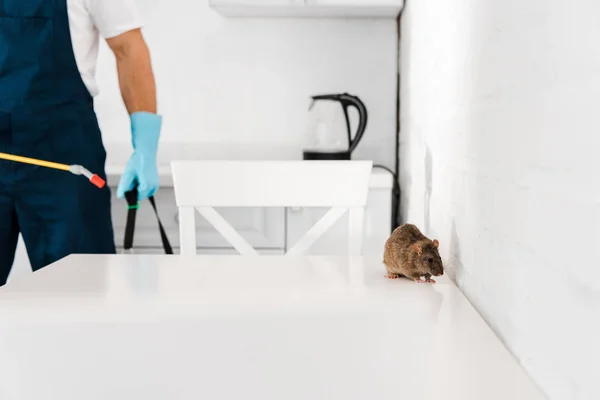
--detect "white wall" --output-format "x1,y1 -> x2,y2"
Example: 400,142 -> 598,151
399,0 -> 600,399
93,0 -> 398,167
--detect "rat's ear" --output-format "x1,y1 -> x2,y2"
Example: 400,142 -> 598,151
412,243 -> 422,255
433,239 -> 439,248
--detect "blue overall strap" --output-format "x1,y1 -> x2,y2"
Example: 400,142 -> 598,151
124,188 -> 173,254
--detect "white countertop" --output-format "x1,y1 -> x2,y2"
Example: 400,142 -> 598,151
0,255 -> 546,400
103,143 -> 394,188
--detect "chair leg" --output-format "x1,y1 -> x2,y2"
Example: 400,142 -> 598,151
348,207 -> 365,256
179,206 -> 197,256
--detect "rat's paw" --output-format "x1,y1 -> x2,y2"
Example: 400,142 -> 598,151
385,273 -> 400,279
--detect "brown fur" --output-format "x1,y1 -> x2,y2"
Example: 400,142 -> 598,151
383,223 -> 444,283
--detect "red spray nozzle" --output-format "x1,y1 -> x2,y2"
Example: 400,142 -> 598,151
90,174 -> 106,189
69,165 -> 105,189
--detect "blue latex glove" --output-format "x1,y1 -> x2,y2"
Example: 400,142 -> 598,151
116,112 -> 162,201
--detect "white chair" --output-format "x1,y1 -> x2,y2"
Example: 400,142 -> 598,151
171,160 -> 373,256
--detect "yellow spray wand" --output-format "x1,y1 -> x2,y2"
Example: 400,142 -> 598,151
0,152 -> 106,188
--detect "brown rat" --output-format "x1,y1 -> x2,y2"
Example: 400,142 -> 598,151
383,223 -> 444,283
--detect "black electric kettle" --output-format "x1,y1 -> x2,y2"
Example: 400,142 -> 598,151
303,93 -> 368,160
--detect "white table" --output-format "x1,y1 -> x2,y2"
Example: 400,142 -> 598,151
0,255 -> 546,400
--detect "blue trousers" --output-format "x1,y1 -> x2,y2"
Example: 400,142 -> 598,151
0,105 -> 116,286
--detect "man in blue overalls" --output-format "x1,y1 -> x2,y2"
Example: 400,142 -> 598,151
0,0 -> 160,285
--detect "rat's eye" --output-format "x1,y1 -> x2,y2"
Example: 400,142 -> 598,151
427,258 -> 433,263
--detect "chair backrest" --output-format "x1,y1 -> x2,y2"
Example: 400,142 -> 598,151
171,160 -> 373,256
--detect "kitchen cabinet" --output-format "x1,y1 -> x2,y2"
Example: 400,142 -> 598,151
209,0 -> 404,18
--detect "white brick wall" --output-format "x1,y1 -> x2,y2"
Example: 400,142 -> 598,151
399,0 -> 600,398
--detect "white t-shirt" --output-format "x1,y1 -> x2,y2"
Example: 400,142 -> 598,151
67,0 -> 144,97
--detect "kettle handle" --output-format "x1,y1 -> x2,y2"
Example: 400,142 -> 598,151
339,93 -> 368,154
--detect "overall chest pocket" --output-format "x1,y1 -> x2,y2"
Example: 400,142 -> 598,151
0,0 -> 53,18
0,5 -> 52,99
0,18 -> 52,74
0,0 -> 54,69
